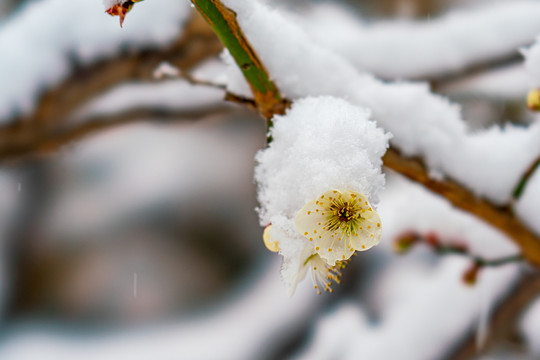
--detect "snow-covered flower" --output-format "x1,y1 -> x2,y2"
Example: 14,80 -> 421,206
104,0 -> 144,27
255,96 -> 390,294
295,189 -> 382,265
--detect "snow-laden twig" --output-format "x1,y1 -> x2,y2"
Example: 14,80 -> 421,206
292,1 -> 540,80
191,0 -> 540,268
0,12 -> 222,161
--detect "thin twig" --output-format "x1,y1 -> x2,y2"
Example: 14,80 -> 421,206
384,148 -> 540,267
0,10 -> 223,162
394,231 -> 523,269
0,105 -> 236,163
513,155 -> 540,199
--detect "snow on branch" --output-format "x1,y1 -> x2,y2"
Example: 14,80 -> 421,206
0,0 -> 191,123
219,0 -> 540,206
0,11 -> 223,162
192,0 -> 540,271
292,1 -> 540,80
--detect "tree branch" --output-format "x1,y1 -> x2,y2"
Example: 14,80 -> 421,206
513,155 -> 540,199
384,148 -> 540,267
0,10 -> 223,162
1,104 -> 240,162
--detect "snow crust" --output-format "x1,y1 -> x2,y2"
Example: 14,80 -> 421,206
222,0 -> 540,205
0,0 -> 190,122
292,1 -> 540,79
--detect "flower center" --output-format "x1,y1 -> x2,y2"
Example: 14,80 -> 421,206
326,199 -> 362,235
337,204 -> 357,222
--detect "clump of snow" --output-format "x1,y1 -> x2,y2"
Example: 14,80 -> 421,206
255,96 -> 390,226
222,0 -> 540,205
0,0 -> 191,122
290,1 -> 540,79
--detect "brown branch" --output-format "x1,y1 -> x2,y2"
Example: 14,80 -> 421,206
2,104 -> 240,163
0,9 -> 223,162
384,148 -> 540,268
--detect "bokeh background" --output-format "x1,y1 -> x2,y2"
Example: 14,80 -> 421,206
0,0 -> 539,359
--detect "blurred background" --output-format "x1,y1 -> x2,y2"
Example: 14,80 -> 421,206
0,0 -> 539,359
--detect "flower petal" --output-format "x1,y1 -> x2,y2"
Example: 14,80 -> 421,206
349,204 -> 382,251
263,225 -> 280,252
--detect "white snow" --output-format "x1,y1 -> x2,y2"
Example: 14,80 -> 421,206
222,0 -> 540,205
0,0 -> 191,123
255,96 -> 389,226
439,64 -> 530,100
289,1 -> 540,79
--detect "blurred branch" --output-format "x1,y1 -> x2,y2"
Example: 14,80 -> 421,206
0,10 -> 223,161
446,272 -> 540,360
394,231 -> 523,268
384,148 -> 540,268
0,104 -> 236,162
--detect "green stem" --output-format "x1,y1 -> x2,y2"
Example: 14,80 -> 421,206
190,0 -> 289,122
513,157 -> 540,199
